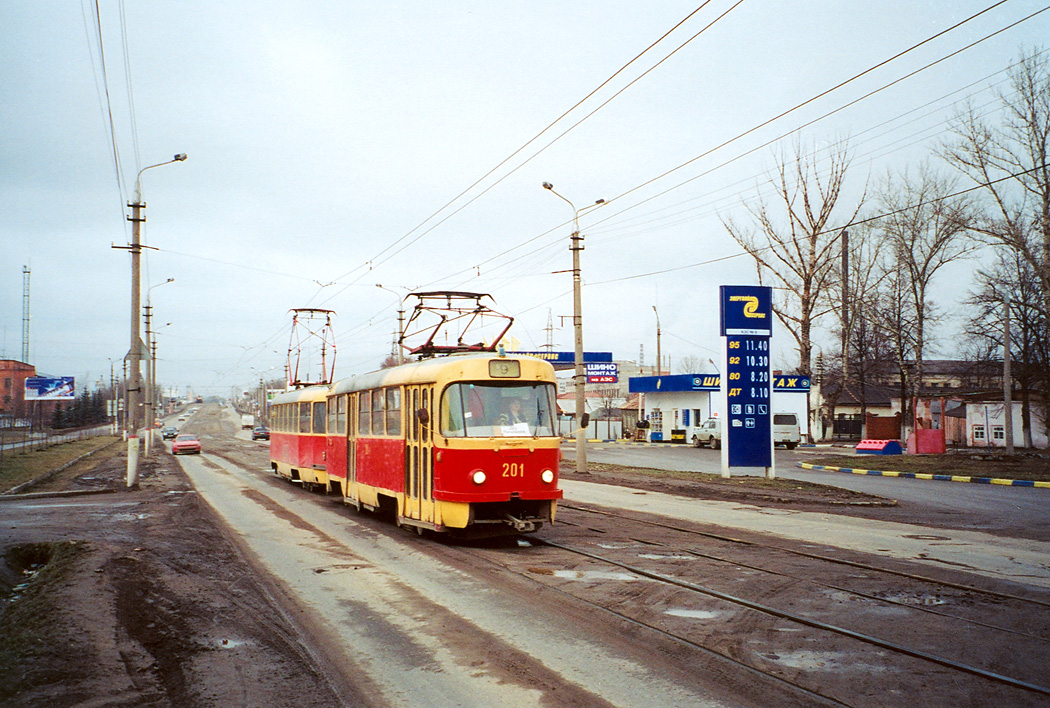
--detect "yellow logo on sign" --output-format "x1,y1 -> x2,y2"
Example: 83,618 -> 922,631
729,295 -> 765,319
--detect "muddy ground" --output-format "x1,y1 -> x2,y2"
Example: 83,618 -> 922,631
0,416 -> 1006,707
0,448 -> 350,708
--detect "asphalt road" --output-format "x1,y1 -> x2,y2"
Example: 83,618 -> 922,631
568,443 -> 1050,539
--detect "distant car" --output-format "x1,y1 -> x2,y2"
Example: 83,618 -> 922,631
161,426 -> 179,440
171,434 -> 202,455
691,418 -> 721,449
251,426 -> 270,441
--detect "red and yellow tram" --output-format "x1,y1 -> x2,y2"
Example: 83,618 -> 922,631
270,352 -> 562,535
268,384 -> 330,489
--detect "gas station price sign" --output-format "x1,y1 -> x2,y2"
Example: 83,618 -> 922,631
719,286 -> 773,470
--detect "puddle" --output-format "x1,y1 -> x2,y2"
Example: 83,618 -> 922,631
215,637 -> 250,649
638,553 -> 694,560
664,608 -> 723,620
553,570 -> 641,581
759,650 -> 889,673
875,591 -> 948,606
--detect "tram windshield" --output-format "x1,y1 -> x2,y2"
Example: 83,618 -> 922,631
441,382 -> 558,438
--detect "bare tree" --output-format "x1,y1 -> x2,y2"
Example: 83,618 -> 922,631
875,162 -> 975,403
676,355 -> 706,374
942,48 -> 1050,324
722,138 -> 865,377
838,222 -> 896,437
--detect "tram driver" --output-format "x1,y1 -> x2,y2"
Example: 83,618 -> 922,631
499,396 -> 527,425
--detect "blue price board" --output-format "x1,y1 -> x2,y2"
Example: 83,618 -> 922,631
720,286 -> 773,469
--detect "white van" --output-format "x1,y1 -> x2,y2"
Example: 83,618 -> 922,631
772,412 -> 801,449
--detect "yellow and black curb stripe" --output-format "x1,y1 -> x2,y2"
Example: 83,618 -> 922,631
797,462 -> 1050,488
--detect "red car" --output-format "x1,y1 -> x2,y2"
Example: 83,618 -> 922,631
171,434 -> 202,455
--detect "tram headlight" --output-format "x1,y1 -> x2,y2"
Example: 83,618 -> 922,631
471,470 -> 486,485
540,469 -> 555,484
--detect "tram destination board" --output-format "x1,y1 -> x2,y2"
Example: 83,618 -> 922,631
720,285 -> 773,469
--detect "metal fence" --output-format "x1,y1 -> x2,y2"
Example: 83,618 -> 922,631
0,424 -> 116,473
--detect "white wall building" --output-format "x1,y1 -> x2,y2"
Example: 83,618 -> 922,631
629,373 -> 811,443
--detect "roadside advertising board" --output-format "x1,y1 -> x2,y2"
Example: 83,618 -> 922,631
586,362 -> 619,384
25,376 -> 75,401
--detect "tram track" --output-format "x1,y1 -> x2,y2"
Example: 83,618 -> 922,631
560,501 -> 1050,609
429,504 -> 1050,707
207,433 -> 1050,706
529,537 -> 1050,700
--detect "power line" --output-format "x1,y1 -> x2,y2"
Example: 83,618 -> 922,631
587,161 -> 1048,286
316,2 -> 742,305
430,3 -> 1045,290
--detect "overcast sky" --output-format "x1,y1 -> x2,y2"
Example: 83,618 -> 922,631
1,1 -> 1046,397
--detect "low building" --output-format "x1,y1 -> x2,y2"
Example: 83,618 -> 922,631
628,373 -> 811,443
0,359 -> 36,422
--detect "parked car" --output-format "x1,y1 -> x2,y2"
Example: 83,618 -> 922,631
161,426 -> 179,440
251,426 -> 270,441
171,434 -> 202,455
691,417 -> 721,449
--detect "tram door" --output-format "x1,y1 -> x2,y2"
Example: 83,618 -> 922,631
346,393 -> 358,504
404,385 -> 435,524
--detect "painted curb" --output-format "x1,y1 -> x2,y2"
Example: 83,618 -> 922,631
797,462 -> 1050,488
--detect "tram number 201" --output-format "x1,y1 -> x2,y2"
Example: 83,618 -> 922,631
502,463 -> 525,477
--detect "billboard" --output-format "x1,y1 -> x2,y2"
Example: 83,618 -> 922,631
586,362 -> 618,384
25,376 -> 75,401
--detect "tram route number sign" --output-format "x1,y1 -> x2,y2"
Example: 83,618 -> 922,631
586,362 -> 619,384
719,285 -> 773,469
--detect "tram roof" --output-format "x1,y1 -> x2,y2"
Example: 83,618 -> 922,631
329,352 -> 555,395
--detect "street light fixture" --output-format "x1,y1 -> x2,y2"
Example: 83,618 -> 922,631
124,154 -> 186,487
143,278 -> 174,457
652,305 -> 662,376
542,182 -> 604,475
375,284 -> 407,365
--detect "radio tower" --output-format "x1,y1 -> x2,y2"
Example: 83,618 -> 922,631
542,309 -> 554,351
21,266 -> 30,363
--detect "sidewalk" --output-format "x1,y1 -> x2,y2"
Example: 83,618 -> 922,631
561,479 -> 1050,591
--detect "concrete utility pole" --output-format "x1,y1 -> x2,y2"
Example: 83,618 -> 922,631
120,154 -> 186,487
542,182 -> 603,475
1003,296 -> 1014,455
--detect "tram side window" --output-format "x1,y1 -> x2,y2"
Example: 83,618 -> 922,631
358,390 -> 370,435
371,388 -> 386,435
313,401 -> 326,434
299,402 -> 311,434
327,398 -> 337,434
386,388 -> 401,436
336,395 -> 346,435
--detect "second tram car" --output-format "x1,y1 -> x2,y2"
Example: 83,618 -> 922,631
269,384 -> 329,490
270,352 -> 563,535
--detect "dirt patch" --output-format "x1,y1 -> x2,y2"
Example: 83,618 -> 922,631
0,444 -> 346,708
561,462 -> 897,508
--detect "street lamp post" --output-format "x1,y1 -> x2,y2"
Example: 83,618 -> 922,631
542,182 -> 603,475
653,305 -> 662,376
375,284 -> 406,365
143,278 -> 174,457
124,153 -> 186,487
